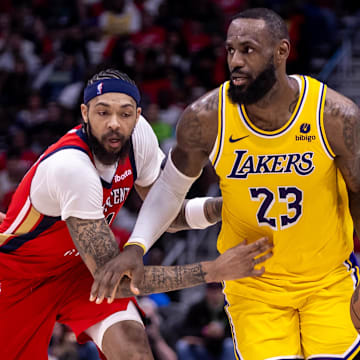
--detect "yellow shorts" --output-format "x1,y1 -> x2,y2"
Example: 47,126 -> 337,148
223,259 -> 360,360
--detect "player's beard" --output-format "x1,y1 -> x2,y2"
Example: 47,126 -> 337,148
85,117 -> 131,165
228,59 -> 277,105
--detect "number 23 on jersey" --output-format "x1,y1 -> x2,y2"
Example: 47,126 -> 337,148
249,186 -> 303,230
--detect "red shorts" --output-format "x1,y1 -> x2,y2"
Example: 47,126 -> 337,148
0,261 -> 139,360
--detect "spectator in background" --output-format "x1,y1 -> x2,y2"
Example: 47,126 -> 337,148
16,91 -> 48,129
145,102 -> 172,149
49,322 -> 101,360
139,297 -> 178,360
0,57 -> 32,109
131,10 -> 166,53
0,30 -> 41,75
0,147 -> 32,212
176,283 -> 235,360
98,0 -> 141,36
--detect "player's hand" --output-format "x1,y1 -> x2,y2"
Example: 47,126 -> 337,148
90,244 -> 144,304
205,237 -> 273,282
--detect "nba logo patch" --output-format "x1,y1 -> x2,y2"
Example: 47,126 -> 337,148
300,123 -> 311,134
97,82 -> 104,95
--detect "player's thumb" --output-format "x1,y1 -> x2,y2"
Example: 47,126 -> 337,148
129,267 -> 143,295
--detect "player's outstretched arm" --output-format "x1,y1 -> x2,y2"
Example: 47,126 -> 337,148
86,89 -> 220,300
90,237 -> 273,302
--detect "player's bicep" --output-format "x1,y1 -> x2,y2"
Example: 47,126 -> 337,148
324,90 -> 360,192
173,111 -> 215,176
66,217 -> 119,275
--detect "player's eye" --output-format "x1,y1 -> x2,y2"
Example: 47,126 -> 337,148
226,47 -> 235,55
244,46 -> 254,54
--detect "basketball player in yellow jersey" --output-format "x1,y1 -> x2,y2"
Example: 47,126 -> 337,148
91,7 -> 360,360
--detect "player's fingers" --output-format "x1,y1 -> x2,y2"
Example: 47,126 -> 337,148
250,244 -> 273,260
107,274 -> 121,304
251,266 -> 265,277
248,237 -> 272,254
90,274 -> 102,302
94,271 -> 113,304
129,266 -> 143,295
253,251 -> 273,266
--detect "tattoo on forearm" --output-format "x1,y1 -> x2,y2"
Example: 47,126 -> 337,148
66,217 -> 119,270
204,197 -> 222,223
116,263 -> 207,297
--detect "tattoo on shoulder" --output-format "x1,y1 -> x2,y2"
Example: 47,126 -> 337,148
325,98 -> 360,154
203,91 -> 219,111
179,90 -> 219,150
180,108 -> 208,148
66,217 -> 119,269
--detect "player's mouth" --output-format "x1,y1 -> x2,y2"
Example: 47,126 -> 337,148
106,138 -> 122,150
231,75 -> 249,86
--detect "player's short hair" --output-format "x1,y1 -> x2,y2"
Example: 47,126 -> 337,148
231,8 -> 290,41
87,68 -> 136,87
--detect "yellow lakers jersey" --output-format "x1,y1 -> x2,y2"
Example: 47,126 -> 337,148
211,76 -> 354,285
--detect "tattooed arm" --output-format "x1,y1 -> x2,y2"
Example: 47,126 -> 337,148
172,88 -> 219,176
90,88 -> 226,300
90,236 -> 273,302
133,90 -> 221,233
66,217 -> 120,275
323,88 -> 360,236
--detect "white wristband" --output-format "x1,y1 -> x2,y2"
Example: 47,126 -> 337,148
185,197 -> 215,229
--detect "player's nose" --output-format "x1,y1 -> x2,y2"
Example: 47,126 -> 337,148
107,114 -> 121,131
229,50 -> 245,69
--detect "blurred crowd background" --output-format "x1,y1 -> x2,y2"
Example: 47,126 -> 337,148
1,0 -> 360,359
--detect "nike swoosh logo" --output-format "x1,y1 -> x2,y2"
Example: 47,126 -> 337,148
229,135 -> 249,143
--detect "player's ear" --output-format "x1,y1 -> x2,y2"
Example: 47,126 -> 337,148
80,104 -> 88,124
275,39 -> 290,65
135,107 -> 142,124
